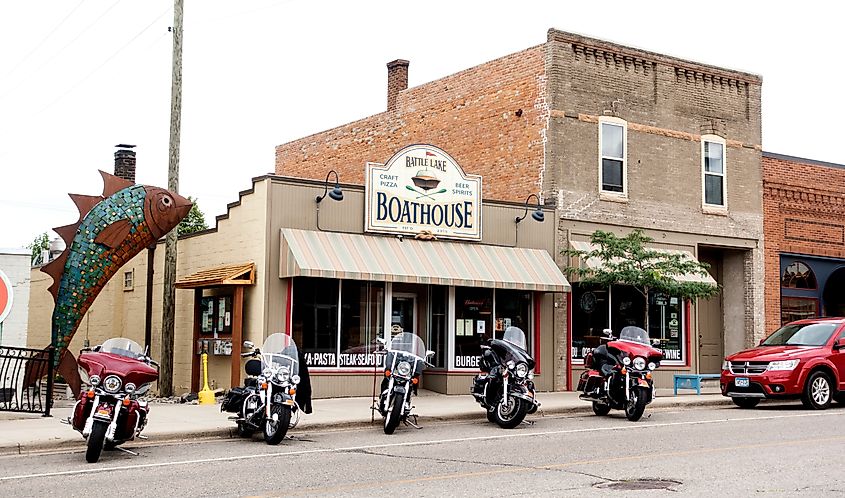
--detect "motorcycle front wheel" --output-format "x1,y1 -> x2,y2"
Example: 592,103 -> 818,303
494,396 -> 526,429
86,420 -> 108,463
383,392 -> 403,435
264,405 -> 291,445
486,406 -> 497,423
625,386 -> 648,422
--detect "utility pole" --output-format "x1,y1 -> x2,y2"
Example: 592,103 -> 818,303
160,0 -> 184,397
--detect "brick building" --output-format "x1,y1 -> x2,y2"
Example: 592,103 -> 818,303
276,29 -> 767,387
763,152 -> 845,334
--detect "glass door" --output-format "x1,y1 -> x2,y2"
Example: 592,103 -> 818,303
391,294 -> 416,335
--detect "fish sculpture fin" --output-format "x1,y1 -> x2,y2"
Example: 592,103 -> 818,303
68,193 -> 103,221
57,350 -> 82,399
54,222 -> 79,247
43,251 -> 69,301
99,170 -> 134,198
94,219 -> 133,248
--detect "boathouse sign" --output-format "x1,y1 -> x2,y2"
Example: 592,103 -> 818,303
365,144 -> 482,241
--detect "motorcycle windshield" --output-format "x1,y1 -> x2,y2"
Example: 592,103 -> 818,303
99,337 -> 145,360
260,333 -> 299,377
386,332 -> 426,360
618,326 -> 650,345
502,326 -> 528,351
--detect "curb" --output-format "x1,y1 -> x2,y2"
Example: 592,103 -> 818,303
0,395 -> 731,456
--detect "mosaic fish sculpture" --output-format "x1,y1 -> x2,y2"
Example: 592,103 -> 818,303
39,171 -> 191,396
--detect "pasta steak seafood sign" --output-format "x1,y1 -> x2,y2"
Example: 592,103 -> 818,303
365,145 -> 482,241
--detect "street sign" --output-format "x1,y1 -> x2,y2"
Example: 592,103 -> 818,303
0,269 -> 12,323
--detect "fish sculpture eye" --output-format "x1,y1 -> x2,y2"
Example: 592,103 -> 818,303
158,194 -> 174,211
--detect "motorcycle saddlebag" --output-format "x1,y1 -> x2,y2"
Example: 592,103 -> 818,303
221,387 -> 248,413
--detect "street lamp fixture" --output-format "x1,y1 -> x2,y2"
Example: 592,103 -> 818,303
513,193 -> 544,247
316,170 -> 343,231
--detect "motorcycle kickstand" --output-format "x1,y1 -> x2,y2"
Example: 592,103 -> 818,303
114,446 -> 139,456
404,414 -> 422,429
137,434 -> 149,440
60,417 -> 71,425
520,419 -> 535,426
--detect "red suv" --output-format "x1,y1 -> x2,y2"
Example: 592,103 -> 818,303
721,318 -> 845,409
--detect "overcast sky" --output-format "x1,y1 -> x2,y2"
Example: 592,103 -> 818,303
1,0 -> 842,249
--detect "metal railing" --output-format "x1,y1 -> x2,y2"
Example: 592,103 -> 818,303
0,345 -> 54,416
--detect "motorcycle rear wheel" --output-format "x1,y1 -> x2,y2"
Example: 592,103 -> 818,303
625,386 -> 648,422
592,401 -> 611,416
86,420 -> 108,463
494,397 -> 526,429
264,405 -> 291,445
384,393 -> 403,435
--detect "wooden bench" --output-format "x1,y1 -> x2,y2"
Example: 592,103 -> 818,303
673,373 -> 721,395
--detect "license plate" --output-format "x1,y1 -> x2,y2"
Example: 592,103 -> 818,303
735,377 -> 750,387
97,409 -> 110,416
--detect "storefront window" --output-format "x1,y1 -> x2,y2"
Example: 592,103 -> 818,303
781,261 -> 816,289
648,292 -> 684,362
292,277 -> 339,367
339,281 -> 384,368
495,289 -> 532,350
781,297 -> 818,325
454,287 -> 493,368
571,284 -> 609,361
571,284 -> 686,364
428,285 -> 447,368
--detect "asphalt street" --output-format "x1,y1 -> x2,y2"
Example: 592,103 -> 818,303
1,402 -> 844,497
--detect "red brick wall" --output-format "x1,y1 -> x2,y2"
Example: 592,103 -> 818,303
275,46 -> 548,203
763,154 -> 845,333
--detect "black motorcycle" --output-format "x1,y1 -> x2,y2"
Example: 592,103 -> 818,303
221,333 -> 306,444
376,332 -> 434,434
471,326 -> 540,428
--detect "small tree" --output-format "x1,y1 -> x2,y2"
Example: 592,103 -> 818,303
564,229 -> 720,332
177,197 -> 209,236
27,232 -> 50,266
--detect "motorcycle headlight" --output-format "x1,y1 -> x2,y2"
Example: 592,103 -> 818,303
124,383 -> 136,394
647,362 -> 657,371
291,375 -> 301,385
396,361 -> 412,377
622,356 -> 632,366
262,368 -> 272,378
506,360 -> 516,370
103,375 -> 122,393
515,363 -> 529,378
89,375 -> 101,387
767,359 -> 799,371
632,357 -> 646,371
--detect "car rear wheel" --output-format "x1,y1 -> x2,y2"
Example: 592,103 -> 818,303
731,397 -> 760,409
801,371 -> 832,410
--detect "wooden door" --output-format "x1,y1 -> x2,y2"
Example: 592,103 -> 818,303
697,251 -> 724,373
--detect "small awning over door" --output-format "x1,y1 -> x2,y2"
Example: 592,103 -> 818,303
175,262 -> 255,288
280,228 -> 570,292
569,241 -> 717,285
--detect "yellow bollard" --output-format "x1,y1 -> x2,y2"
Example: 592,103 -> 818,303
198,352 -> 216,405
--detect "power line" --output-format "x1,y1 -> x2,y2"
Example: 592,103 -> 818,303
0,0 -> 122,103
1,0 -> 86,81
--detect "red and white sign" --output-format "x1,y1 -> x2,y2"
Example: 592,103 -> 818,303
0,269 -> 12,323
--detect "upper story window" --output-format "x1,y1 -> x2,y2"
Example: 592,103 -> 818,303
702,135 -> 726,208
599,118 -> 627,195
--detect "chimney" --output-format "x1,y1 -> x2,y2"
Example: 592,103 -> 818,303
386,59 -> 409,111
114,144 -> 137,183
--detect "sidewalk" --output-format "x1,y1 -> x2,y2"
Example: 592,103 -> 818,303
0,388 -> 728,455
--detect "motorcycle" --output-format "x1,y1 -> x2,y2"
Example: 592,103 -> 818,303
221,333 -> 301,445
376,332 -> 434,434
70,337 -> 159,463
471,326 -> 540,428
578,326 -> 663,421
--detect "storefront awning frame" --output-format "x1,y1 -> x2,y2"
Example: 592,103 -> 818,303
280,228 -> 570,292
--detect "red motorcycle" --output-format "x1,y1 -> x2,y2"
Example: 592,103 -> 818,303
578,326 -> 663,421
70,337 -> 158,462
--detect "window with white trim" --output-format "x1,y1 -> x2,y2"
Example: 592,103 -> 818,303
599,118 -> 627,194
702,136 -> 726,207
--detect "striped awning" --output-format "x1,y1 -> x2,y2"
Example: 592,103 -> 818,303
569,241 -> 717,285
280,228 -> 570,292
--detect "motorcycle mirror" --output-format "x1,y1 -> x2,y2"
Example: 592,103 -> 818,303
376,338 -> 386,345
426,350 -> 435,358
243,340 -> 255,349
602,328 -> 613,337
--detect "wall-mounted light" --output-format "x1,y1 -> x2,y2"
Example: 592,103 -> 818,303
316,170 -> 343,232
513,193 -> 544,247
316,170 -> 343,203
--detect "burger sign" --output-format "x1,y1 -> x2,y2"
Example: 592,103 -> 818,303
365,145 -> 482,241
